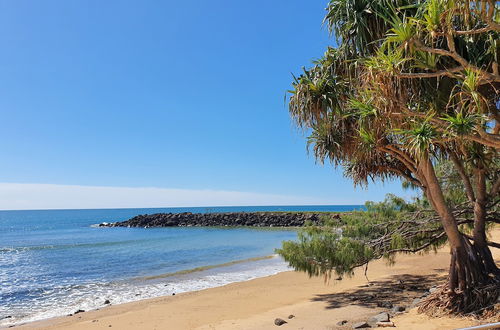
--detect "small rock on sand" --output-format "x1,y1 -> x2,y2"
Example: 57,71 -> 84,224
336,320 -> 348,326
377,301 -> 393,308
274,318 -> 287,326
376,321 -> 395,327
391,305 -> 405,313
287,314 -> 295,319
104,299 -> 111,305
370,312 -> 390,323
352,321 -> 371,329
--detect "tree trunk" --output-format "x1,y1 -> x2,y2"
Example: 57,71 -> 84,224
472,166 -> 499,275
419,158 -> 500,314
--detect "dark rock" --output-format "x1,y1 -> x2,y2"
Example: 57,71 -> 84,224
287,314 -> 295,319
172,293 -> 176,296
104,299 -> 111,305
102,212 -> 330,228
337,320 -> 348,326
74,309 -> 85,314
391,305 -> 405,313
274,318 -> 287,326
352,321 -> 371,329
377,301 -> 393,308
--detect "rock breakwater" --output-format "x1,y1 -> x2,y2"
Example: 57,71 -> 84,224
99,212 -> 335,228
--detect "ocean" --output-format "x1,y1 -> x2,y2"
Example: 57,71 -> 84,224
0,205 -> 363,327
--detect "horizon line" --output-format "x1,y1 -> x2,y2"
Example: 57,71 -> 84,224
0,204 -> 366,212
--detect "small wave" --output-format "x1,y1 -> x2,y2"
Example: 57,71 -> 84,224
0,239 -> 154,253
137,255 -> 275,280
0,246 -> 54,253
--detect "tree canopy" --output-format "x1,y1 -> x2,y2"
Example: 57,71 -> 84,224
281,0 -> 499,315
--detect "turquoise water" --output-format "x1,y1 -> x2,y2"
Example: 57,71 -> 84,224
0,205 -> 363,326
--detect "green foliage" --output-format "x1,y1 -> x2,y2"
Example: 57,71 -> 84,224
277,194 -> 446,278
441,112 -> 483,136
400,121 -> 438,157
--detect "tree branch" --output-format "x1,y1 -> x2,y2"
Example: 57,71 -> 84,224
384,232 -> 447,254
397,67 -> 463,79
413,39 -> 500,84
490,176 -> 500,198
463,234 -> 500,249
453,25 -> 500,35
449,152 -> 476,203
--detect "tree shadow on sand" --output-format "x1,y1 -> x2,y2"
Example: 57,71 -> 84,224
313,273 -> 446,309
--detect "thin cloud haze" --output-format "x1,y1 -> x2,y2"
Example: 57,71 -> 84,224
0,183 -> 336,210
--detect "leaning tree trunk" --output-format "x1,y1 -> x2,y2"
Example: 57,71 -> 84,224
472,166 -> 499,275
419,159 -> 500,315
452,155 -> 499,276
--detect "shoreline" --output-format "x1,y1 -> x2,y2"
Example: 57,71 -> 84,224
14,227 -> 499,330
2,255 -> 291,328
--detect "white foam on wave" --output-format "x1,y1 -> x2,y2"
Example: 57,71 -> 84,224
0,255 -> 291,327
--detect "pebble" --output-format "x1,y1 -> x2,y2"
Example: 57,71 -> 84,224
274,318 -> 287,326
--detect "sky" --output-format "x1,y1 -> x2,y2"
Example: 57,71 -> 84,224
0,0 -> 411,210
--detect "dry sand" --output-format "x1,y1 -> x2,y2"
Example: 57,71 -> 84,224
17,227 -> 499,330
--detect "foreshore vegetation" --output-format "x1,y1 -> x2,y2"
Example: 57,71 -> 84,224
279,0 -> 500,317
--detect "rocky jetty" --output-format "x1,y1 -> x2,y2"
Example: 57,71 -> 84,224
99,212 -> 334,228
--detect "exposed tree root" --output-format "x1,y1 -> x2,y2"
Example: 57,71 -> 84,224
480,303 -> 500,322
418,282 -> 500,317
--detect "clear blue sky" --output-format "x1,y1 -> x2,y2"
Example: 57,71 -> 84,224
0,0 -> 410,208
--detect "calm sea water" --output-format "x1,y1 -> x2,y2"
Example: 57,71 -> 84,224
0,205 -> 363,326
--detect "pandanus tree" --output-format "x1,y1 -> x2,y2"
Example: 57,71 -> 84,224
281,0 -> 499,314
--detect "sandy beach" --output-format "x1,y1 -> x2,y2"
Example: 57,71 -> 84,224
14,226 -> 498,330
